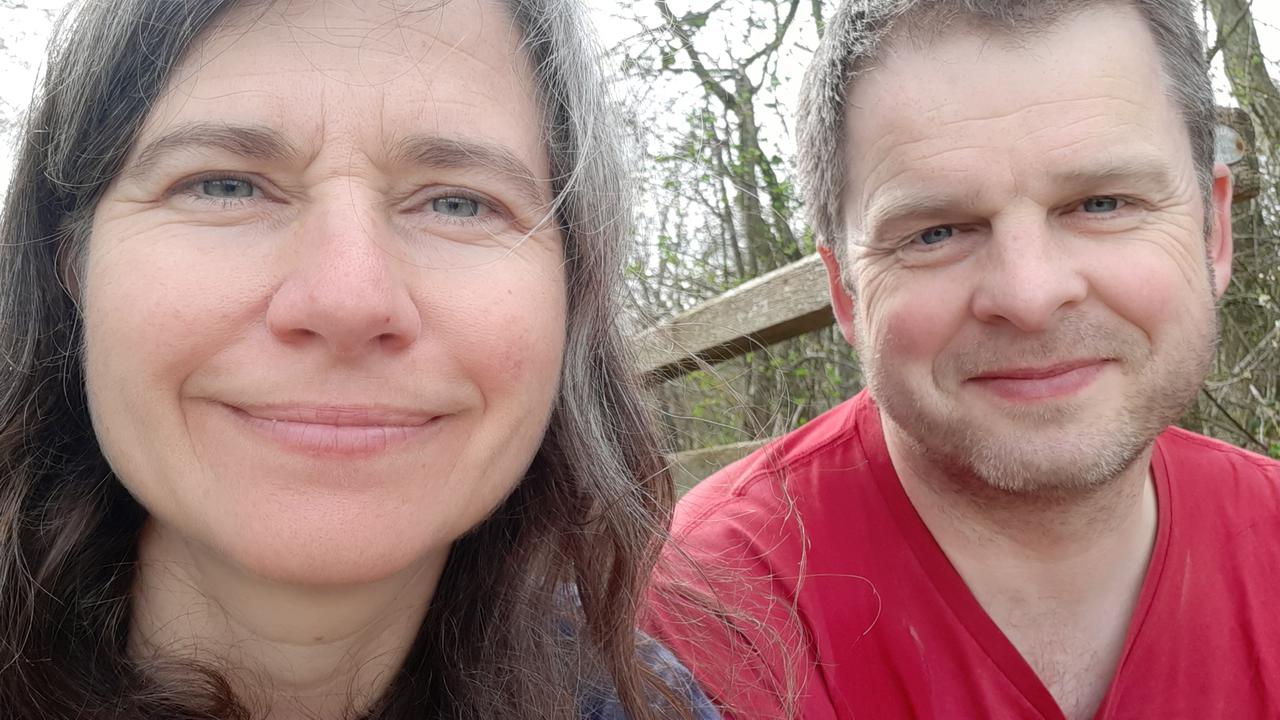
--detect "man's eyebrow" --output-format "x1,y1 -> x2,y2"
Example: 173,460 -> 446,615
1048,157 -> 1179,191
860,157 -> 1181,241
388,135 -> 550,207
123,122 -> 300,180
862,188 -> 976,243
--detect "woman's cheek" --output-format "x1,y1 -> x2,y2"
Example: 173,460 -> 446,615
444,263 -> 567,387
85,251 -> 260,384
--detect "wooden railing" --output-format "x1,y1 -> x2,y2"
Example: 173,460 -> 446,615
639,107 -> 1262,490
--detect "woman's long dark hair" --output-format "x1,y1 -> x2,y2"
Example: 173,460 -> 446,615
0,1 -> 685,718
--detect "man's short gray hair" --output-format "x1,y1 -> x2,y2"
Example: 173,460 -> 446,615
796,0 -> 1216,251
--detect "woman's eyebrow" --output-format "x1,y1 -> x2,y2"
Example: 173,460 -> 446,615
388,134 -> 550,207
122,123 -> 550,207
123,122 -> 300,180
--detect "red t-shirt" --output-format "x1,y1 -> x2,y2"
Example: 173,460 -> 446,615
645,391 -> 1280,719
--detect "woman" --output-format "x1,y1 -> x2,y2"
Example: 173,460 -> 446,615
0,1 -> 716,718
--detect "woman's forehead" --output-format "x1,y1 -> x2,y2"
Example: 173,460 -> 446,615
205,0 -> 525,70
132,0 -> 548,175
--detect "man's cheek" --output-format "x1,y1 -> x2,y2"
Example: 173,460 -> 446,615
866,295 -> 965,373
1087,254 -> 1198,346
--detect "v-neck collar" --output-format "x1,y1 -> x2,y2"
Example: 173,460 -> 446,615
853,395 -> 1175,720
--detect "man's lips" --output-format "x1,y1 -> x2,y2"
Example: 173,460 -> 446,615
966,359 -> 1111,401
971,359 -> 1108,381
223,403 -> 440,457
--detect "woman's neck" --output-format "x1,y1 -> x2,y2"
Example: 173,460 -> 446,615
129,521 -> 444,720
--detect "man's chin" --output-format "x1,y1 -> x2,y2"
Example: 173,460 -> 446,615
887,405 -> 1149,495
941,425 -> 1151,496
956,385 -> 1107,427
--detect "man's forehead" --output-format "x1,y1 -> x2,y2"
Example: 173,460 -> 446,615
848,4 -> 1162,126
839,3 -> 1187,223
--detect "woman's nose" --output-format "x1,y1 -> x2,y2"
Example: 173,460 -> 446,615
265,201 -> 421,358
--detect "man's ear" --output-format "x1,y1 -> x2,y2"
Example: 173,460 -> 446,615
818,242 -> 857,347
1208,161 -> 1234,300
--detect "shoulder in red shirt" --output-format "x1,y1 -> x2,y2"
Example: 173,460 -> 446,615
645,390 -> 1280,720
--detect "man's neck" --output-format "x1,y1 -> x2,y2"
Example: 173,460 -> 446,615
129,521 -> 443,720
883,421 -> 1158,720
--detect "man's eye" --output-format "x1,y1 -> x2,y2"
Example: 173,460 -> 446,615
199,178 -> 256,199
1082,197 -> 1121,213
918,226 -> 954,245
432,197 -> 482,218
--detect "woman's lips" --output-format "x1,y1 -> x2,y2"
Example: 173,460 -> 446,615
966,360 -> 1110,402
225,404 -> 439,457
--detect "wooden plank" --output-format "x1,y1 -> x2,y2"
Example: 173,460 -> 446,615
636,253 -> 833,381
671,439 -> 768,494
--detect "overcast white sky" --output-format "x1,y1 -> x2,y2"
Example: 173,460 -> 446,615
0,0 -> 1275,192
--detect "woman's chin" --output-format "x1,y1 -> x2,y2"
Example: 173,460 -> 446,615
161,511 -> 453,590
231,540 -> 435,588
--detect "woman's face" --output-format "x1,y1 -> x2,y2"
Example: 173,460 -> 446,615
83,0 -> 567,585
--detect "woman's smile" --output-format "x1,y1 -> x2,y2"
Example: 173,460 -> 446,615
223,402 -> 444,458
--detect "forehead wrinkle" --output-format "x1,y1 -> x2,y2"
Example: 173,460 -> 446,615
945,93 -> 1137,125
853,135 -> 996,224
1018,121 -> 1140,159
430,13 -> 525,88
861,73 -> 1150,145
219,0 -> 488,93
899,98 -> 1145,161
847,125 -> 923,219
1018,102 -> 1149,139
268,0 -> 452,47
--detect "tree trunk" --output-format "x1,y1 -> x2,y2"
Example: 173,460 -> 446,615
733,82 -> 777,276
1207,0 -> 1280,157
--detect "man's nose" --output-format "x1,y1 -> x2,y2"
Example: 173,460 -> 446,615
265,200 -> 422,358
969,217 -> 1088,332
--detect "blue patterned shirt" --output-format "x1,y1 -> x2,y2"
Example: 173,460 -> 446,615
580,639 -> 720,719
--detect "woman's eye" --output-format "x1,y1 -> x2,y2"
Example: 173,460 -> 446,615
1082,197 -> 1122,213
918,226 -> 954,245
198,178 -> 256,199
432,197 -> 482,218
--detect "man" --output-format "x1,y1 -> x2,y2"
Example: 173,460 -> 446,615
645,2 -> 1280,719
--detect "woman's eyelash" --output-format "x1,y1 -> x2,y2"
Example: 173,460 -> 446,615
174,174 -> 263,205
419,190 -> 507,224
429,194 -> 484,217
170,175 -> 510,226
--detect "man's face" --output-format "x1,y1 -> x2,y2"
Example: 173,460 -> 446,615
823,5 -> 1234,492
